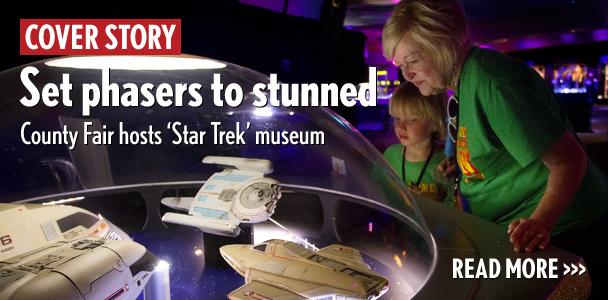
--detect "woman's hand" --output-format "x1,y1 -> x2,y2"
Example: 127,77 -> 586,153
507,132 -> 587,253
507,218 -> 551,252
507,132 -> 586,253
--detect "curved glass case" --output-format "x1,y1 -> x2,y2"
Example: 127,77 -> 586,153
0,55 -> 436,299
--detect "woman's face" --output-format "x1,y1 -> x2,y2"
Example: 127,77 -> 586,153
393,32 -> 446,96
393,113 -> 434,147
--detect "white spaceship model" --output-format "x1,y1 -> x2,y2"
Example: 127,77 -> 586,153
162,156 -> 281,237
220,239 -> 389,300
0,204 -> 157,300
0,236 -> 157,300
0,203 -> 128,262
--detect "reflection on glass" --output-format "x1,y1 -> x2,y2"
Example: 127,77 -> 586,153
0,55 -> 436,299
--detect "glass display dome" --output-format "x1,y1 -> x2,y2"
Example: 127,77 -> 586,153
0,55 -> 436,299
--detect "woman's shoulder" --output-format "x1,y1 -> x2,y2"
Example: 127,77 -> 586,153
464,47 -> 536,84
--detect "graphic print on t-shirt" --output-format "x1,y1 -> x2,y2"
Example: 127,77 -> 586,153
456,127 -> 485,181
409,182 -> 443,202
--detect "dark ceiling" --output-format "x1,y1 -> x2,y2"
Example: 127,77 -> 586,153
345,0 -> 608,42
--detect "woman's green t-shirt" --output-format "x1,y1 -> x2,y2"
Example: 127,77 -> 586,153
455,47 -> 608,234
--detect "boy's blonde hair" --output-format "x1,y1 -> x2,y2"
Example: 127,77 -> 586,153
389,83 -> 446,140
382,0 -> 469,85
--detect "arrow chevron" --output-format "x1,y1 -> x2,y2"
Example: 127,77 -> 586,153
578,263 -> 586,276
570,263 -> 578,276
563,263 -> 570,276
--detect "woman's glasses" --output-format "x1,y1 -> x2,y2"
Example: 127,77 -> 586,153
448,94 -> 459,143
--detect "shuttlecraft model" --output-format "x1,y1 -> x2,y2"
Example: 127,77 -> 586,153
220,239 -> 389,300
0,203 -> 157,300
161,156 -> 281,237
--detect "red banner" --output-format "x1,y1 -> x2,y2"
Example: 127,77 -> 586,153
20,19 -> 181,55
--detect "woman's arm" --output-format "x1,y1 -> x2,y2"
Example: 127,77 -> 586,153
508,131 -> 587,252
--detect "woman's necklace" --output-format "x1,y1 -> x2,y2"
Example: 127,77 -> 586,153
401,142 -> 435,191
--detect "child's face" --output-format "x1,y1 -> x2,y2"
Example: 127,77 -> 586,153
393,113 -> 434,147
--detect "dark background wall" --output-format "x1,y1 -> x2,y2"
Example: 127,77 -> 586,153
0,1 -> 368,104
0,1 -> 366,80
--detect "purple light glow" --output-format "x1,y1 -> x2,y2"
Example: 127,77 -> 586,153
517,38 -> 550,50
482,27 -> 608,52
287,0 -> 323,20
240,0 -> 324,20
592,29 -> 608,42
560,33 -> 576,43
240,0 -> 283,13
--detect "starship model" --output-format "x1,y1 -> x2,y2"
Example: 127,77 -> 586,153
220,239 -> 389,300
0,204 -> 157,300
162,156 -> 281,237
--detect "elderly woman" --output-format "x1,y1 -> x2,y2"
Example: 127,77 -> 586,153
383,0 -> 607,295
